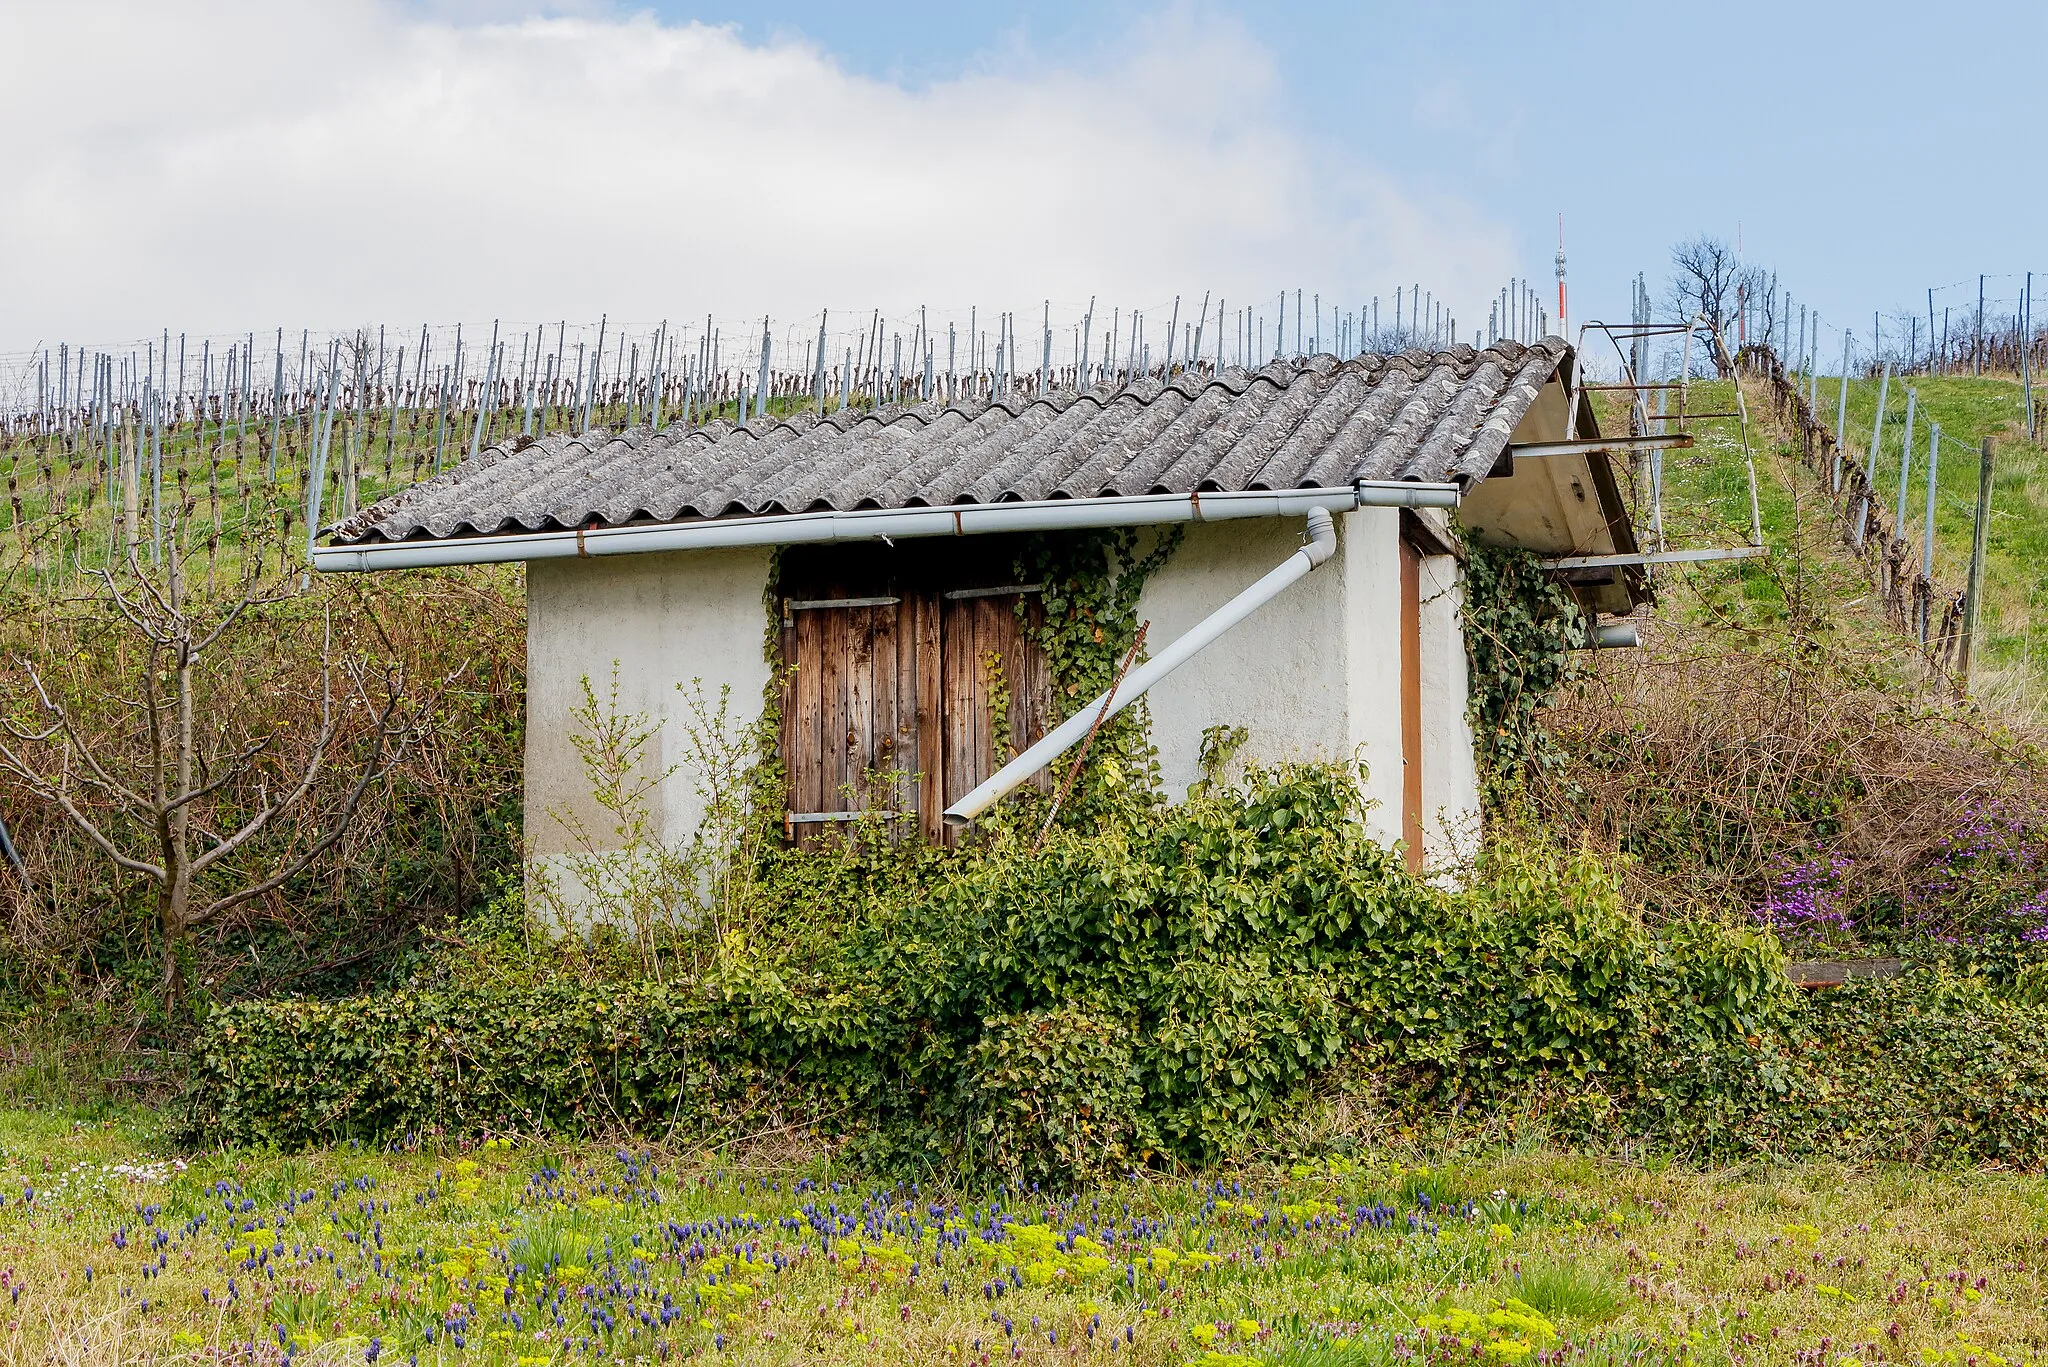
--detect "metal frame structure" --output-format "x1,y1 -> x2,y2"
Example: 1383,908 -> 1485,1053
1560,313 -> 1768,572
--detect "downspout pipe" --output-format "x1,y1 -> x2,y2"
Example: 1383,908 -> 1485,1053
311,482 -> 1456,573
944,505 -> 1340,828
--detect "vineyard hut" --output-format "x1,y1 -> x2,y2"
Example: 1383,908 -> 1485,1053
322,340 -> 1645,910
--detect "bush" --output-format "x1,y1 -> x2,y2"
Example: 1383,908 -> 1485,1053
1628,974 -> 2048,1165
182,763 -> 1792,1171
181,981 -> 769,1147
963,1005 -> 1146,1176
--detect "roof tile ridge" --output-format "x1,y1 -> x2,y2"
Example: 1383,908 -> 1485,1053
872,401 -> 943,428
1205,365 -> 1263,395
334,427 -> 561,542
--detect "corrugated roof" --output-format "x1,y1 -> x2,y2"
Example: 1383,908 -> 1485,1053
334,339 -> 1569,545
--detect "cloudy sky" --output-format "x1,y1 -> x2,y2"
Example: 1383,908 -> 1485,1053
2,0 -> 2041,372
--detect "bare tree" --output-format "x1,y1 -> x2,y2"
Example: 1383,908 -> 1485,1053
0,535 -> 411,1002
1739,267 -> 1781,356
1667,236 -> 1740,377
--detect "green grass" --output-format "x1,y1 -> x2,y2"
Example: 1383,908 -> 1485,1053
1823,372 -> 2048,692
5,1109 -> 2048,1365
1510,1256 -> 1624,1322
1589,368 -> 2048,711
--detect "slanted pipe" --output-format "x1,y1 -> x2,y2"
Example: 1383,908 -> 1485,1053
310,483 -> 1457,573
944,505 -> 1340,828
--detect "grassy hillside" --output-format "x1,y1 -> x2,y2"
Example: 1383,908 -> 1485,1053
1590,368 -> 2047,716
1550,366 -> 2048,963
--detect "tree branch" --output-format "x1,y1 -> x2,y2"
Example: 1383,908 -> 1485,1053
192,693 -> 408,922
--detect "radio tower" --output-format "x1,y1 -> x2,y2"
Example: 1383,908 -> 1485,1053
1554,215 -> 1568,337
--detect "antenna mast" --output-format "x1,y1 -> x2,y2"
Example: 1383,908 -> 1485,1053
1555,215 -> 1568,336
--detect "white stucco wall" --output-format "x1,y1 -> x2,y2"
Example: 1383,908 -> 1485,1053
1136,517 -> 1353,804
525,547 -> 774,920
1134,511 -> 1480,867
1338,509 -> 1408,848
1416,552 -> 1482,869
518,518 -> 1483,915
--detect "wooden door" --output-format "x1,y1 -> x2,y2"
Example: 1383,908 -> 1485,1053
1398,538 -> 1425,873
778,538 -> 1049,845
780,592 -> 923,843
938,588 -> 1053,827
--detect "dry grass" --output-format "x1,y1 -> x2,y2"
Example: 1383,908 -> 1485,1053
1535,612 -> 2044,924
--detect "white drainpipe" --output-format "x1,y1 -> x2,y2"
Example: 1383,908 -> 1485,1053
944,505 -> 1341,827
310,482 -> 1456,572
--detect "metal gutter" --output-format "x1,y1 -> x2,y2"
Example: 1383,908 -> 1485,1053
943,506 -> 1341,827
310,482 -> 1459,573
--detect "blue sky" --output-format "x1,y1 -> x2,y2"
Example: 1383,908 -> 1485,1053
654,0 -> 2046,355
3,0 -> 2040,369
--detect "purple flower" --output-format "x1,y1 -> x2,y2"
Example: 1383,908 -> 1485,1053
1751,856 -> 1854,941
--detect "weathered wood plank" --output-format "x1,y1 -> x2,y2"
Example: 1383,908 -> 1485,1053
880,593 -> 911,813
941,597 -> 977,813
915,590 -> 944,843
848,605 -> 876,811
819,603 -> 849,827
1787,958 -> 1906,988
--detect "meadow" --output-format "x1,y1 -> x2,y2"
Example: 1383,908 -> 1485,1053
5,1108 -> 2046,1367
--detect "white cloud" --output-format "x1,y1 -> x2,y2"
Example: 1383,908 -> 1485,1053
0,0 -> 1514,365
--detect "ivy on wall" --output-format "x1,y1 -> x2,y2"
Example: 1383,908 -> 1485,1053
1012,526 -> 1183,826
1460,541 -> 1586,807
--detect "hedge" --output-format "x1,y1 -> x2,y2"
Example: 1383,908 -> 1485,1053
182,764 -> 1810,1173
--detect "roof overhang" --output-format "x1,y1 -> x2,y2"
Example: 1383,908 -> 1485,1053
312,482 -> 1461,573
1455,362 -> 1645,614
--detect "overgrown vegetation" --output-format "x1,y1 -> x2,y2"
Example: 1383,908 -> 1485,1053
1558,357 -> 2048,977
0,565 -> 523,1101
181,764 -> 1792,1169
